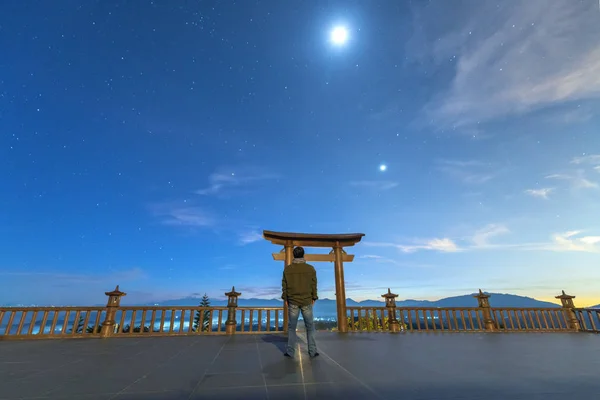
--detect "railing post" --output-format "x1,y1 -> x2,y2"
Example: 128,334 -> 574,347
474,289 -> 495,331
382,288 -> 401,332
100,285 -> 126,338
225,286 -> 241,335
555,290 -> 580,331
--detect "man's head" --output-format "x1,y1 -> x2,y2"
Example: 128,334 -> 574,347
293,246 -> 305,259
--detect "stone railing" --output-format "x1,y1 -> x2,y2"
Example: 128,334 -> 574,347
0,286 -> 284,340
2,287 -> 599,339
346,289 -> 600,333
575,308 -> 600,333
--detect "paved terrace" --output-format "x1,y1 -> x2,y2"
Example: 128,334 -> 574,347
2,332 -> 600,400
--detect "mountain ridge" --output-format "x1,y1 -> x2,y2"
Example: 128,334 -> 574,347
7,293 -> 592,309
142,292 -> 563,311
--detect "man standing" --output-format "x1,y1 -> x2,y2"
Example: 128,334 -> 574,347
281,246 -> 319,358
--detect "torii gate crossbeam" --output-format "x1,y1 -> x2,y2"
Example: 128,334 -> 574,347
263,230 -> 365,333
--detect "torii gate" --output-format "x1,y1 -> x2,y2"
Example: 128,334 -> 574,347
263,230 -> 365,333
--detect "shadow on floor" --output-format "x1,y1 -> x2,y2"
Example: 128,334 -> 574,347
260,333 -> 287,353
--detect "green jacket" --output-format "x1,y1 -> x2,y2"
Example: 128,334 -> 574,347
281,260 -> 318,306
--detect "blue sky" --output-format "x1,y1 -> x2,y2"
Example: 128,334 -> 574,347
1,0 -> 599,306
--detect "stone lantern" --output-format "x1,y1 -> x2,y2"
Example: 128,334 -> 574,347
381,288 -> 401,332
225,286 -> 241,334
101,285 -> 126,337
473,289 -> 495,331
555,290 -> 580,331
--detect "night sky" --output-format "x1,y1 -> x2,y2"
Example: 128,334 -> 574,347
2,0 -> 599,306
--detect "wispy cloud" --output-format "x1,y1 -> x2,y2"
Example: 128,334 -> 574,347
436,159 -> 494,184
524,188 -> 554,199
150,202 -> 215,227
471,224 -> 510,248
238,230 -> 263,245
572,154 -> 600,166
548,231 -> 600,253
364,222 -> 600,255
545,171 -> 598,190
233,286 -> 282,299
364,238 -> 460,253
349,181 -> 399,190
357,255 -> 431,268
196,167 -> 279,196
409,0 -> 600,129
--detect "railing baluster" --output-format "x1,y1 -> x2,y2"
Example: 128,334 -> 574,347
546,310 -> 556,330
168,309 -> 175,333
5,311 -> 15,335
241,310 -> 246,332
504,310 -> 511,330
533,310 -> 542,330
82,311 -> 92,334
159,310 -> 166,332
217,309 -> 223,332
177,310 -> 184,333
16,311 -> 27,335
39,311 -> 50,335
60,311 -> 70,335
258,310 -> 262,332
586,310 -> 597,331
266,310 -> 271,332
249,310 -> 254,332
28,311 -> 38,335
458,310 -> 466,331
405,309 -> 412,331
576,309 -> 587,331
130,310 -> 137,334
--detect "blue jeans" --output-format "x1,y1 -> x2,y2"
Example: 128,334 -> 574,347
286,303 -> 317,357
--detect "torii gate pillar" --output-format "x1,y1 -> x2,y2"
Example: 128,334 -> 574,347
263,230 -> 365,333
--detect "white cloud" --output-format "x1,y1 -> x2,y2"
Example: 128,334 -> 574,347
524,188 -> 554,199
411,0 -> 600,128
365,224 -> 600,255
436,159 -> 494,184
238,230 -> 263,245
196,167 -> 279,196
349,180 -> 399,190
150,203 -> 215,227
550,231 -> 600,253
364,238 -> 460,253
572,154 -> 600,166
545,171 -> 598,190
471,224 -> 510,247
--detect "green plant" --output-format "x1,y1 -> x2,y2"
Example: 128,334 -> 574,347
193,293 -> 211,332
347,315 -> 408,331
71,316 -> 102,334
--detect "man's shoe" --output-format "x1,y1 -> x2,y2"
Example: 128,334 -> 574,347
309,353 -> 319,358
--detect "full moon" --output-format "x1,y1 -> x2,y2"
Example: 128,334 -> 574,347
379,164 -> 387,172
330,26 -> 348,45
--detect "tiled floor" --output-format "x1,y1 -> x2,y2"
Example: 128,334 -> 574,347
1,331 -> 600,399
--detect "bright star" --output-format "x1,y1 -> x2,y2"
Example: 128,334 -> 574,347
330,26 -> 348,45
379,164 -> 387,172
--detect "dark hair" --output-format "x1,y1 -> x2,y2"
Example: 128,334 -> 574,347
293,246 -> 305,258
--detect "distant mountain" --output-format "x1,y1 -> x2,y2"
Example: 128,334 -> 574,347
590,304 -> 600,309
144,292 -> 561,318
